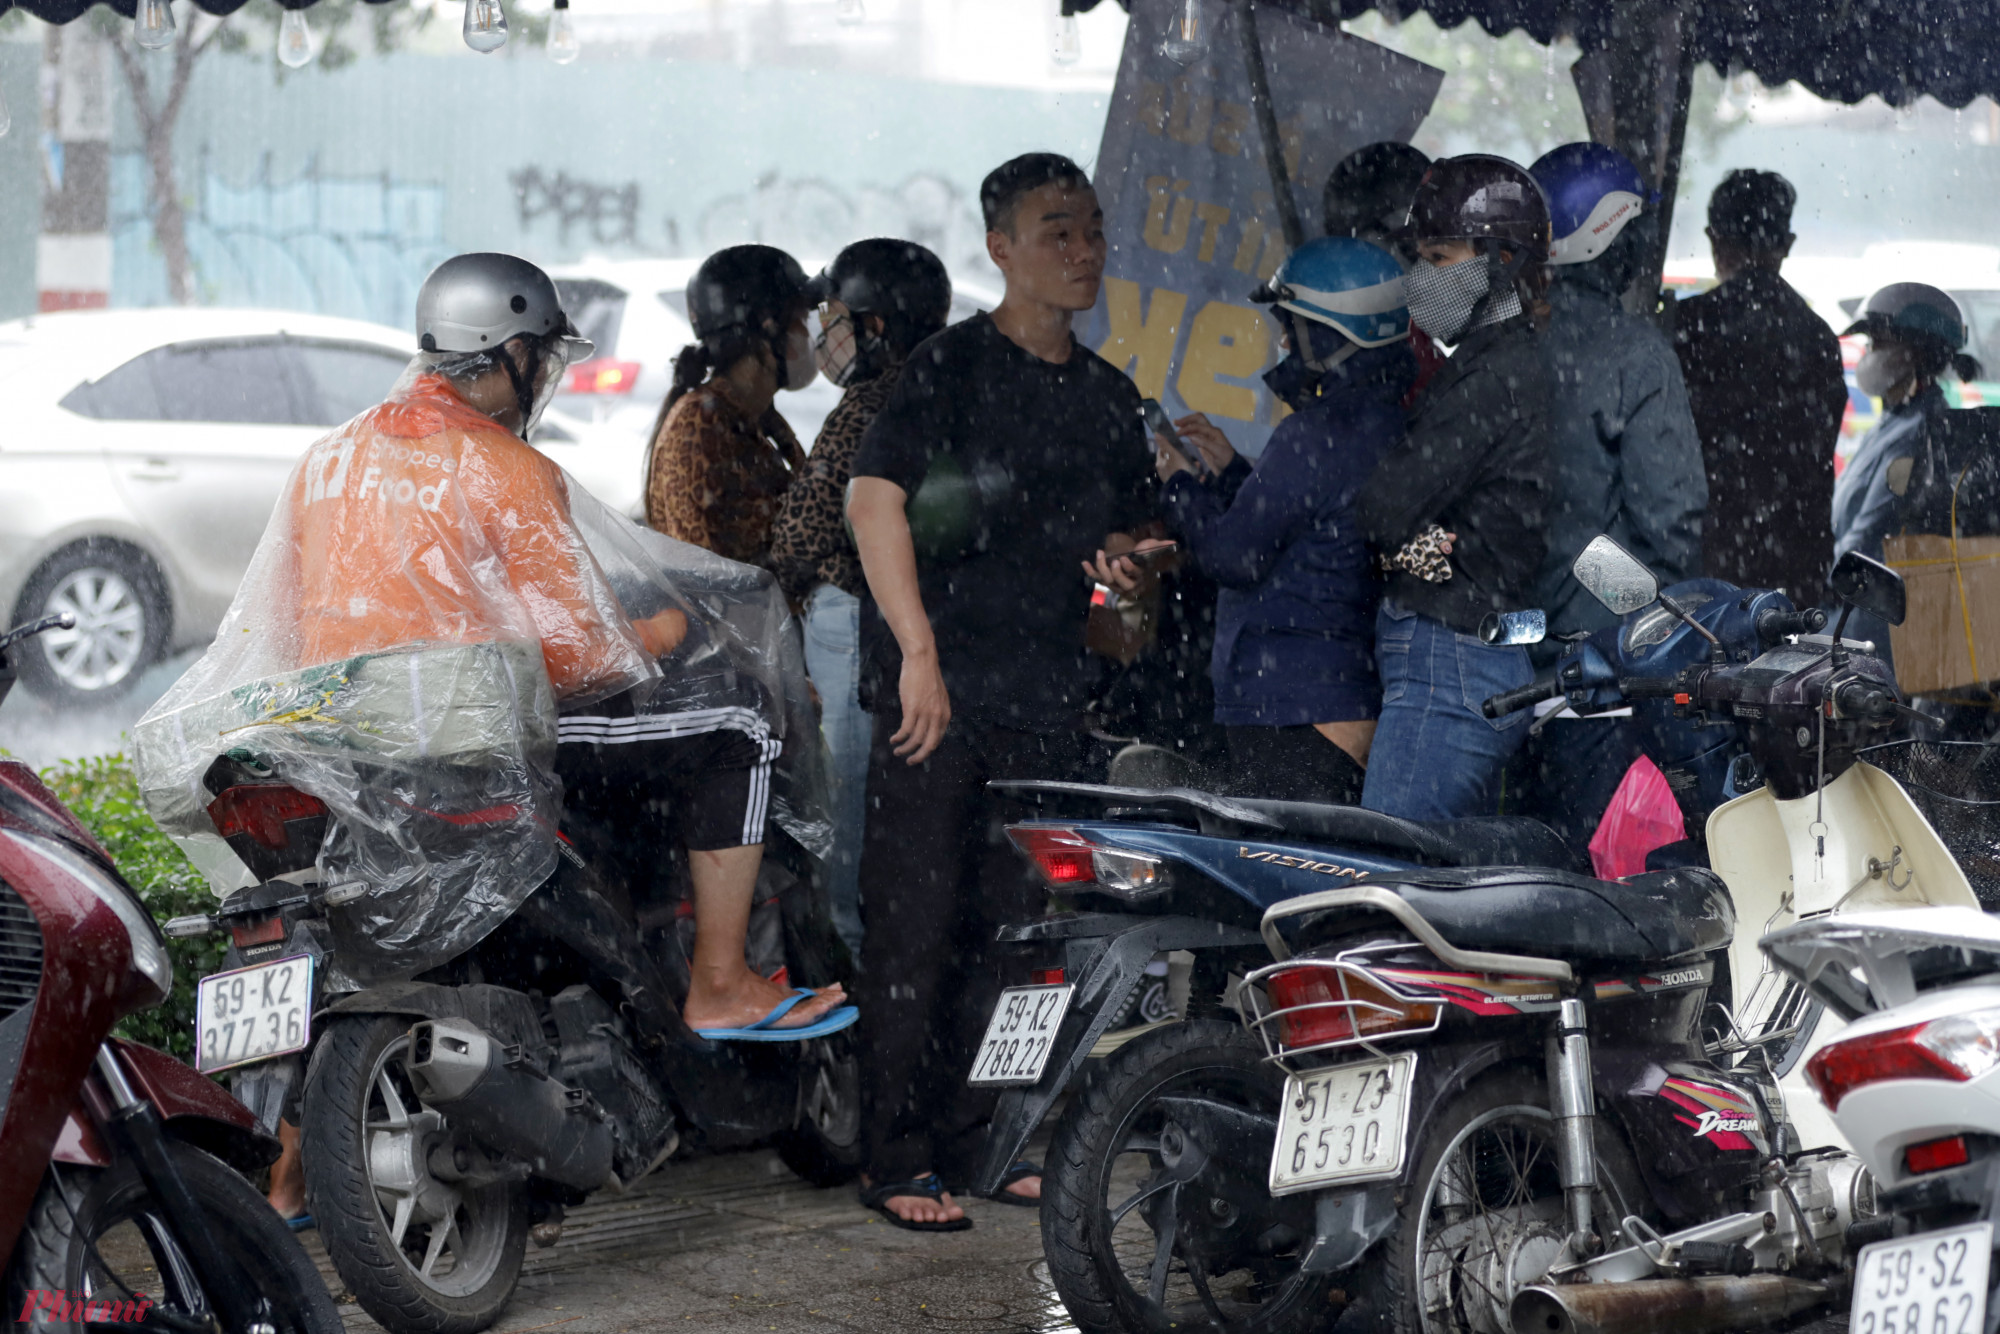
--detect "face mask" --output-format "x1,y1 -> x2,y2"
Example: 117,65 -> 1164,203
779,324 -> 818,392
1403,254 -> 1520,345
1856,345 -> 1912,399
813,312 -> 861,388
1259,313 -> 1362,410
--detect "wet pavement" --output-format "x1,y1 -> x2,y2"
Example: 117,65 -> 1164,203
305,1142 -> 1081,1334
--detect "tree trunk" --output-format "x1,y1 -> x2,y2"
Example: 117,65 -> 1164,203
110,14 -> 221,306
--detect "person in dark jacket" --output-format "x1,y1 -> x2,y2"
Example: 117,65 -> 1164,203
1832,282 -> 1980,569
1323,141 -> 1442,404
1150,237 -> 1416,804
1515,144 -> 1706,848
1356,154 -> 1555,822
1673,169 -> 1847,604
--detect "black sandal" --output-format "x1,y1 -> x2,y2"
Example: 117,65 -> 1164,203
983,1160 -> 1042,1207
859,1173 -> 973,1232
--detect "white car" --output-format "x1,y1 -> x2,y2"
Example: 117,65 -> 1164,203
546,256 -> 1001,518
0,309 -> 614,704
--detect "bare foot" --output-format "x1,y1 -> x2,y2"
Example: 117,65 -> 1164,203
267,1118 -> 306,1218
863,1175 -> 965,1226
685,967 -> 846,1032
1003,1175 -> 1041,1201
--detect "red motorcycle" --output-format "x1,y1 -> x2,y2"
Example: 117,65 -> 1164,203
0,612 -> 340,1334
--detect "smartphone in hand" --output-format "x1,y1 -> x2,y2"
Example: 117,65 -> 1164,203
1139,398 -> 1183,450
1115,541 -> 1180,570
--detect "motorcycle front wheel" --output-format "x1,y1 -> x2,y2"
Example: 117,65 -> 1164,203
303,1014 -> 528,1334
775,1029 -> 864,1188
6,1140 -> 343,1334
1042,1018 -> 1335,1334
1347,1067 -> 1649,1334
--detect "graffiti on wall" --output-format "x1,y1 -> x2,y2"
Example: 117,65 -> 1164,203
509,167 -> 641,248
110,149 -> 449,329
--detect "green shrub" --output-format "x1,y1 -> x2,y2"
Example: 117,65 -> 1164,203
38,754 -> 224,1058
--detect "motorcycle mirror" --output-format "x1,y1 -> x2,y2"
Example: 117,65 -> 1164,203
1571,536 -> 1659,616
1828,550 -> 1907,627
1478,609 -> 1547,646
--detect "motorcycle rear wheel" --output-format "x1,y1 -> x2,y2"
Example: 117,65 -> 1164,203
303,1014 -> 528,1334
775,1030 -> 863,1187
1042,1018 -> 1335,1334
6,1140 -> 343,1333
1347,1066 -> 1649,1334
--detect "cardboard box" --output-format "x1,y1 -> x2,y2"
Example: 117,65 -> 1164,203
1883,533 -> 2000,694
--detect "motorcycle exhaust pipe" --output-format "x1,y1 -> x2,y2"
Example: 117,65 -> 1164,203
405,1019 -> 615,1192
1511,1275 -> 1835,1334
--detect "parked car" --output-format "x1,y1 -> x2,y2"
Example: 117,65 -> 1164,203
0,309 -> 617,706
547,256 -> 1001,519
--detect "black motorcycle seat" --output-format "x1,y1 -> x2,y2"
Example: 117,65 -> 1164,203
1229,798 -> 1581,872
1296,866 -> 1734,965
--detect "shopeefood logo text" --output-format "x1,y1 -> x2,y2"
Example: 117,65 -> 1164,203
17,1291 -> 154,1324
1237,847 -> 1366,879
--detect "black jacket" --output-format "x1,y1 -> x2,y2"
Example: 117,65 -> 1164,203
1672,267 -> 1846,603
1358,314 -> 1553,634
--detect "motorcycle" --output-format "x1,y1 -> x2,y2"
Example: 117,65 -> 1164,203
0,611 -> 342,1333
1002,541 -> 1975,1333
1763,792 -> 2000,1334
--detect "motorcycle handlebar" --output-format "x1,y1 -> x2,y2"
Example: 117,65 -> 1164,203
1755,606 -> 1829,642
1617,677 -> 1685,699
1834,679 -> 1901,722
1481,676 -> 1563,719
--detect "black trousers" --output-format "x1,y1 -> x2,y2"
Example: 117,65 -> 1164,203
1224,724 -> 1367,806
852,710 -> 1094,1185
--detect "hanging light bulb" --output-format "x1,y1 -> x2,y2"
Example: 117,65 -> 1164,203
1052,7 -> 1081,65
834,0 -> 865,25
463,0 -> 510,53
1159,0 -> 1206,63
133,0 -> 178,51
277,9 -> 317,68
546,0 -> 580,63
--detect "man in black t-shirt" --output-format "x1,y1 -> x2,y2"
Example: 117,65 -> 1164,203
845,153 -> 1160,1229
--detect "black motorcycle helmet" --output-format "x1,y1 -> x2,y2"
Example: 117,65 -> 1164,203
804,238 -> 952,357
687,244 -> 811,341
1407,154 -> 1552,261
1323,141 -> 1432,249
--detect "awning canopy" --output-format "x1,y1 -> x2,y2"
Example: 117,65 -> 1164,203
0,0 -> 395,20
1073,0 -> 2000,109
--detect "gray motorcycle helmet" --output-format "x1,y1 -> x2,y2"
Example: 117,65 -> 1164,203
416,252 -> 594,360
1842,282 -> 1967,351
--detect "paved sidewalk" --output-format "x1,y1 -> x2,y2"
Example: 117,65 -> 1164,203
302,1147 -> 1076,1334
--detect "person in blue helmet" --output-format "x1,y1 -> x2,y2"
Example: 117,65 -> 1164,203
1144,238 -> 1416,803
1516,142 -> 1707,847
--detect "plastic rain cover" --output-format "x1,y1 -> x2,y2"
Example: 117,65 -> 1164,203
135,362 -> 828,984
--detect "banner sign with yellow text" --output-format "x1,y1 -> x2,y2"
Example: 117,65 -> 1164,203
1082,0 -> 1441,457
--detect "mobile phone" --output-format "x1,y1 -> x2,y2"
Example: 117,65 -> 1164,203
1119,541 -> 1180,570
1139,398 -> 1183,449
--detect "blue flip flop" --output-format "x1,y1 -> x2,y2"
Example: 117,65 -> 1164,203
693,989 -> 859,1042
285,1214 -> 315,1232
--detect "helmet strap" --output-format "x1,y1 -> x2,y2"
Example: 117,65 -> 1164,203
499,340 -> 538,432
1462,239 -> 1529,332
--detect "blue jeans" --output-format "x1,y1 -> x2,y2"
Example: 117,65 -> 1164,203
1361,601 -> 1534,821
804,584 -> 869,956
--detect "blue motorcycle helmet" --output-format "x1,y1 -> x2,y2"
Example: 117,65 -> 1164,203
1249,237 -> 1408,407
1530,142 -> 1650,267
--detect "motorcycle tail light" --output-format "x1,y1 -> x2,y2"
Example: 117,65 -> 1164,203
1264,965 -> 1436,1051
564,357 -> 642,394
1805,1009 -> 2000,1109
1005,826 -> 1168,900
207,785 -> 327,851
1906,1135 -> 1971,1175
229,915 -> 286,948
1032,968 -> 1065,986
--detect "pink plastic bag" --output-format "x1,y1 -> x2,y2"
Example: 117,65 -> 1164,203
1588,755 -> 1687,880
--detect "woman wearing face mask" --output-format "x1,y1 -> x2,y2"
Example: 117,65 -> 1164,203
767,238 -> 951,955
1354,154 -> 1557,822
1152,237 -> 1415,805
645,244 -> 817,565
1832,283 -> 1982,573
